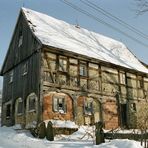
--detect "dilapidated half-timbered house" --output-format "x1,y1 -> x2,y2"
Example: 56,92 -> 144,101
0,8 -> 148,129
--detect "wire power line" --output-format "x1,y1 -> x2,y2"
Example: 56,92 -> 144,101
81,0 -> 148,40
60,0 -> 148,48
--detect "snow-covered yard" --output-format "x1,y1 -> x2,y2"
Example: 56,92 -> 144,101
0,106 -> 143,148
0,125 -> 143,148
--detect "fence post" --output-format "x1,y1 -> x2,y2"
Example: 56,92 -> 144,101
95,121 -> 105,145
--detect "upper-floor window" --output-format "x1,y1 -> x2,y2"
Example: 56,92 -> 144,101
80,63 -> 87,76
22,62 -> 28,76
18,30 -> 23,47
137,76 -> 143,88
120,72 -> 126,85
59,56 -> 67,72
53,96 -> 66,113
9,70 -> 13,83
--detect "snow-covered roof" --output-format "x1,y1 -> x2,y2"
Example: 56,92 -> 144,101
22,8 -> 148,74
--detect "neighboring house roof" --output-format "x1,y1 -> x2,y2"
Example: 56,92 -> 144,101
22,8 -> 148,74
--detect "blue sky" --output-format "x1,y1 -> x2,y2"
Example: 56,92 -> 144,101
0,0 -> 148,89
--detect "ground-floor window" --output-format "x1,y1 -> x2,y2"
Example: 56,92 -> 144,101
53,96 -> 66,113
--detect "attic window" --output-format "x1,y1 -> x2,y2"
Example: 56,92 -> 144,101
18,30 -> 23,47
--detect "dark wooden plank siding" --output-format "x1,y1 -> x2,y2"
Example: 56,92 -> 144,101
2,11 -> 41,75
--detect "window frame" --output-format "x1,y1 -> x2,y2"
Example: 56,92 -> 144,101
59,56 -> 68,72
84,98 -> 93,115
80,63 -> 87,77
28,95 -> 36,112
17,98 -> 23,115
53,96 -> 66,114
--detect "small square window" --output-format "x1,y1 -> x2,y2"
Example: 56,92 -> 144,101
80,64 -> 87,76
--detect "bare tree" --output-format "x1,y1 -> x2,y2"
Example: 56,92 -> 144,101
135,0 -> 148,14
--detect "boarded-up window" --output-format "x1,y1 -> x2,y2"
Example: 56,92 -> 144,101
17,99 -> 23,114
6,104 -> 11,118
29,96 -> 36,111
53,96 -> 66,113
59,56 -> 67,72
80,63 -> 87,76
84,98 -> 93,115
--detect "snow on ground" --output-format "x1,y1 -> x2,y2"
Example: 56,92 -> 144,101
0,126 -> 144,148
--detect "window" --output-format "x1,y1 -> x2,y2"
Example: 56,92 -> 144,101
53,96 -> 66,113
80,63 -> 87,76
59,57 -> 67,72
9,70 -> 13,83
84,98 -> 93,115
29,96 -> 36,111
17,98 -> 23,114
22,62 -> 28,75
18,30 -> 23,47
120,72 -> 126,84
137,76 -> 143,88
6,104 -> 11,118
131,103 -> 136,112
